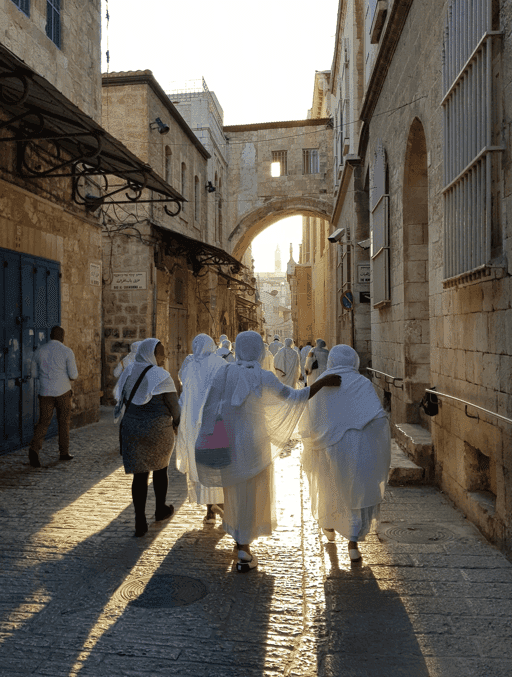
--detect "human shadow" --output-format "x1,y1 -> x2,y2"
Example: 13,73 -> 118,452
0,459 -> 190,676
318,542 -> 430,677
75,523 -> 276,677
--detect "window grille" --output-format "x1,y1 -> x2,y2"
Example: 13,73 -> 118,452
303,149 -> 319,175
370,142 -> 390,307
271,150 -> 287,176
11,0 -> 30,16
442,0 -> 502,279
46,0 -> 61,48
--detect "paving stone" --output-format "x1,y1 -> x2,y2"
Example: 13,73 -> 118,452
1,411 -> 511,676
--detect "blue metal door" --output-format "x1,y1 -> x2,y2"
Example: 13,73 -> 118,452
0,247 -> 61,455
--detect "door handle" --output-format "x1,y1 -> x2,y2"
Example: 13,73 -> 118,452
15,315 -> 29,325
15,376 -> 32,386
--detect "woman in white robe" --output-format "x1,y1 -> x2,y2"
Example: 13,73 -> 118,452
305,339 -> 330,385
218,334 -> 229,348
176,334 -> 227,522
113,341 -> 142,379
216,339 -> 236,363
300,344 -> 391,562
274,338 -> 301,388
195,331 -> 341,572
261,342 -> 276,374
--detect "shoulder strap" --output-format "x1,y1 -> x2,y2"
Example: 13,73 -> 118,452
125,365 -> 153,408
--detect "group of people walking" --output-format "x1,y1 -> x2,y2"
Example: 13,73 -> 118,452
27,325 -> 391,572
115,331 -> 391,571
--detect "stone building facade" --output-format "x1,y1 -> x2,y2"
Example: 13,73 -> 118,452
320,0 -> 512,552
100,71 -> 258,397
0,0 -> 106,452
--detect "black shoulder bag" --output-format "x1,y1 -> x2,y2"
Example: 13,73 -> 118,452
119,365 -> 153,454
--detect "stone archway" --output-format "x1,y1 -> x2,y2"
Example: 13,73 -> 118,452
402,117 -> 431,425
229,196 -> 333,261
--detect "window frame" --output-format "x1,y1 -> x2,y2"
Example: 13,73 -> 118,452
302,148 -> 320,175
46,0 -> 62,49
271,150 -> 288,177
10,0 -> 30,17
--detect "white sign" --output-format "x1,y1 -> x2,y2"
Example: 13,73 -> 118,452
90,263 -> 101,286
358,264 -> 371,284
111,272 -> 147,290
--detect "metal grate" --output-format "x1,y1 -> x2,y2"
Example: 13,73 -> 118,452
116,575 -> 208,608
442,0 -> 502,280
302,149 -> 319,175
271,150 -> 287,176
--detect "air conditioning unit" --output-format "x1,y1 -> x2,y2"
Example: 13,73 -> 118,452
343,138 -> 350,156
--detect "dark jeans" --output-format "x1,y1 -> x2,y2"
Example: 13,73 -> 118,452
29,391 -> 72,455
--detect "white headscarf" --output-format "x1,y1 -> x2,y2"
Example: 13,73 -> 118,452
216,339 -> 233,358
113,338 -> 176,407
300,344 -> 385,449
230,330 -> 266,405
113,340 -> 142,378
176,334 -> 226,477
274,338 -> 300,386
218,334 -> 229,347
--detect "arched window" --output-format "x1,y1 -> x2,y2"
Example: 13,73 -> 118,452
165,147 -> 172,184
194,176 -> 200,222
181,163 -> 186,212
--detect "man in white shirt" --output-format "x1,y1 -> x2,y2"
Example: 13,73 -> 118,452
28,326 -> 78,468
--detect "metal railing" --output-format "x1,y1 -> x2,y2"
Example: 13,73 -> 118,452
366,367 -> 403,390
425,389 -> 512,426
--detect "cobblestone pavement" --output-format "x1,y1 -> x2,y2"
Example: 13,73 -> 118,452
0,408 -> 511,677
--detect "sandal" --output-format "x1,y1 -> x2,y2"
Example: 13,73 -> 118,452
349,548 -> 362,562
322,528 -> 336,542
236,551 -> 258,573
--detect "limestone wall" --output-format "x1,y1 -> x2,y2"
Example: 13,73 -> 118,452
0,179 -> 102,427
0,0 -> 102,122
363,0 -> 512,550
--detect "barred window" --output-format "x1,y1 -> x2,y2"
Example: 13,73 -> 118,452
181,163 -> 186,212
303,149 -> 319,175
271,150 -> 287,177
370,142 -> 390,307
11,0 -> 30,16
46,0 -> 61,48
442,0 -> 501,280
194,176 -> 200,222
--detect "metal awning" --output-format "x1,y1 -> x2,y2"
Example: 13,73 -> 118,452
0,44 -> 185,215
153,224 -> 245,277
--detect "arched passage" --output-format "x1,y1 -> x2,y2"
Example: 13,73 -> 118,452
228,196 -> 333,261
402,117 -> 431,425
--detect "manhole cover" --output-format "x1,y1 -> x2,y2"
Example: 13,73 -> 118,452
116,575 -> 208,608
382,525 -> 454,544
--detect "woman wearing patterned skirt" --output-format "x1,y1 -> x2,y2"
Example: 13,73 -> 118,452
114,338 -> 180,537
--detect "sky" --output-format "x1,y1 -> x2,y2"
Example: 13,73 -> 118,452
101,0 -> 338,270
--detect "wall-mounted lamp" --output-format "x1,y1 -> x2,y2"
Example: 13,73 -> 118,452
206,181 -> 216,193
149,117 -> 170,135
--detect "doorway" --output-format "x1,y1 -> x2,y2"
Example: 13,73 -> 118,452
0,247 -> 61,454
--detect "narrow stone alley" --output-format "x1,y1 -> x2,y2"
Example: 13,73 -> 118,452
0,410 -> 511,677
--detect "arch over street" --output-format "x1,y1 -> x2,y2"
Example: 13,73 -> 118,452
229,196 -> 333,261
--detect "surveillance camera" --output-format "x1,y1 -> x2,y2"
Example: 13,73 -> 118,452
328,228 -> 345,244
357,238 -> 371,250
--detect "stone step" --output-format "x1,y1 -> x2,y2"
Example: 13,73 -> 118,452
389,439 -> 424,485
393,422 -> 434,481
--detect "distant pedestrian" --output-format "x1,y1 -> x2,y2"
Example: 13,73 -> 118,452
274,338 -> 301,388
305,339 -> 330,385
216,339 -> 236,363
114,338 -> 180,537
28,326 -> 78,468
113,341 -> 142,378
300,345 -> 390,561
176,334 -> 227,523
261,342 -> 276,374
268,335 -> 284,356
300,341 -> 313,380
218,334 -> 229,348
195,331 -> 341,573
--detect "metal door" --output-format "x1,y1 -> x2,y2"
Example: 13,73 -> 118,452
0,247 -> 61,455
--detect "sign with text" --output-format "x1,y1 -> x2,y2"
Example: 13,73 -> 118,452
111,272 -> 147,290
90,263 -> 101,286
358,264 -> 371,284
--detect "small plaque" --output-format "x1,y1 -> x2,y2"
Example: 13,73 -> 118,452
358,264 -> 371,284
111,272 -> 147,290
90,263 -> 101,286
